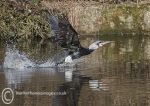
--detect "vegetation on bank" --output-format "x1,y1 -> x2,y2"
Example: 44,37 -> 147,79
0,0 -> 51,40
99,4 -> 149,35
0,0 -> 150,40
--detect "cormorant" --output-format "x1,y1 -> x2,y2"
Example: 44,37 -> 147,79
44,10 -> 110,64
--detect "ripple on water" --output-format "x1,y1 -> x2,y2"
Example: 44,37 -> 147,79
0,36 -> 150,106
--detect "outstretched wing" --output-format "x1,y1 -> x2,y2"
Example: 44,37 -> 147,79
45,10 -> 81,49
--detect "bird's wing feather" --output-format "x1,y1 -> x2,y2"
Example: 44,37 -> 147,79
45,10 -> 81,49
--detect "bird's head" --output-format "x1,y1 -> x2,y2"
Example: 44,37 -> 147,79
88,41 -> 111,50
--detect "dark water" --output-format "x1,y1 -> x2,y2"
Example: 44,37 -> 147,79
0,35 -> 150,106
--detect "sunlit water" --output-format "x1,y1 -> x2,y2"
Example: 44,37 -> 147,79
0,35 -> 150,106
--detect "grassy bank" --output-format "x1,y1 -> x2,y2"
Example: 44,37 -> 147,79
43,1 -> 150,35
0,0 -> 51,40
0,0 -> 150,40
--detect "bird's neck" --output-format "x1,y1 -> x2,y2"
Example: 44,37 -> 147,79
89,49 -> 95,53
79,47 -> 94,56
65,47 -> 94,63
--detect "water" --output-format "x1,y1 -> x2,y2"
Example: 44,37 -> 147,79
0,35 -> 150,106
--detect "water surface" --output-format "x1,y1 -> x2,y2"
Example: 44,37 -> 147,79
0,35 -> 150,106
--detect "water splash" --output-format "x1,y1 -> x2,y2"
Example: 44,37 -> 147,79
3,47 -> 36,69
3,47 -> 74,69
39,60 -> 56,67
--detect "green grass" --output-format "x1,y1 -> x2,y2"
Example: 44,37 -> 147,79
0,0 -> 51,40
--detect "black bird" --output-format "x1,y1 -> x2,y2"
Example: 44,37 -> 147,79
45,10 -> 110,63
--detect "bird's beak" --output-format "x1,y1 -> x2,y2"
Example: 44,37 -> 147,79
100,41 -> 113,46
